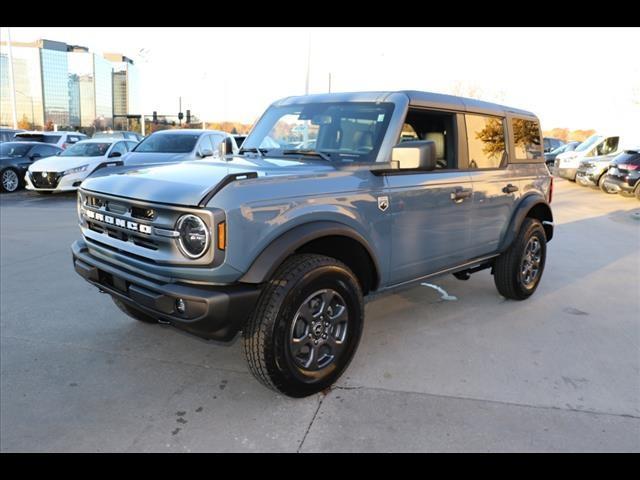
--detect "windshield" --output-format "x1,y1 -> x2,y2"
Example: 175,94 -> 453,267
61,142 -> 111,157
575,135 -> 603,153
549,144 -> 567,155
242,102 -> 395,163
133,133 -> 200,153
0,143 -> 31,157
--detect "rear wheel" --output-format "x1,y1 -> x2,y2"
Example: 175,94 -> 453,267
494,218 -> 547,300
1,168 -> 21,193
243,254 -> 364,398
112,297 -> 158,323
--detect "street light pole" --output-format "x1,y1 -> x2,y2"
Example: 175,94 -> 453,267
6,27 -> 18,129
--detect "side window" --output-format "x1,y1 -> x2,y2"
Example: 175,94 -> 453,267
30,145 -> 48,158
597,137 -> 619,156
401,108 -> 456,169
465,114 -> 506,169
209,134 -> 224,151
110,142 -> 127,156
125,141 -> 138,151
42,146 -> 60,157
197,136 -> 213,155
512,118 -> 543,161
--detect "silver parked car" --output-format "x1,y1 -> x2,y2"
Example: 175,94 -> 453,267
121,129 -> 239,167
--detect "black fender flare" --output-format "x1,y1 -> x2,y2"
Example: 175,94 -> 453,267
239,221 -> 381,287
498,194 -> 554,252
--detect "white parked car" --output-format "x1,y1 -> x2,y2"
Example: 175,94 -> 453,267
25,138 -> 138,193
14,131 -> 88,150
554,133 -> 623,181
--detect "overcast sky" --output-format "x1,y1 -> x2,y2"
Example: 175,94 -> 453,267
4,27 -> 640,135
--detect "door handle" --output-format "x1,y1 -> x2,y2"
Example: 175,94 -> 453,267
450,188 -> 472,203
502,184 -> 519,194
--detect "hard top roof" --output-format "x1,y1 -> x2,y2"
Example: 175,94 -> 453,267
273,90 -> 537,118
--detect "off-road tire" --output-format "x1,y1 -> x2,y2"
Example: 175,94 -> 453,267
243,254 -> 364,398
494,218 -> 547,300
112,297 -> 158,323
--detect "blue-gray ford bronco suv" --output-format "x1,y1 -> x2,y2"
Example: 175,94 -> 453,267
72,91 -> 554,397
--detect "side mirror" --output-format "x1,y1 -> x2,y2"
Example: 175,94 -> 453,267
200,148 -> 213,158
391,140 -> 437,171
217,141 -> 227,158
30,153 -> 41,160
109,151 -> 122,158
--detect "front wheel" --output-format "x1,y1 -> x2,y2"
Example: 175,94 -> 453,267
243,254 -> 364,398
1,168 -> 21,193
599,175 -> 612,193
494,218 -> 547,300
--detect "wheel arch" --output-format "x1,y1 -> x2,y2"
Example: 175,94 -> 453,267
239,221 -> 381,294
499,194 -> 554,251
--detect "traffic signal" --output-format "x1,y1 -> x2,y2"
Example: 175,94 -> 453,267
186,110 -> 191,124
178,112 -> 184,121
152,111 -> 158,124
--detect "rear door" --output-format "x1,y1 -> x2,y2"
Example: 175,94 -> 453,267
464,113 -> 520,258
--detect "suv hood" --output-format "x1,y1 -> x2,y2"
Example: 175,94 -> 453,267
81,155 -> 335,206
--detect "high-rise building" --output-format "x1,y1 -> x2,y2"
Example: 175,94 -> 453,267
1,39 -> 135,132
103,53 -> 138,130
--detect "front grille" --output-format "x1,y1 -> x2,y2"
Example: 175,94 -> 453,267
78,189 -> 222,267
31,172 -> 61,189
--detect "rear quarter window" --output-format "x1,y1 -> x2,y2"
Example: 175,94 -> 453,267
512,118 -> 543,161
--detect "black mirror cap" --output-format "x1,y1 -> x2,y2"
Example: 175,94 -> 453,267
110,151 -> 122,158
391,140 -> 437,171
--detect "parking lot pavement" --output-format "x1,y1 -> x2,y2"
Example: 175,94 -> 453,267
1,179 -> 639,452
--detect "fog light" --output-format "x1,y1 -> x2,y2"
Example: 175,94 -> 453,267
176,298 -> 186,314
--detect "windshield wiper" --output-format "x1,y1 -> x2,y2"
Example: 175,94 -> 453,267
239,147 -> 267,157
282,149 -> 332,162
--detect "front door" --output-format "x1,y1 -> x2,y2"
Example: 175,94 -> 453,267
386,108 -> 474,285
387,171 -> 474,284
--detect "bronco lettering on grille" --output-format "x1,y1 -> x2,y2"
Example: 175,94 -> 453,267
85,209 -> 151,234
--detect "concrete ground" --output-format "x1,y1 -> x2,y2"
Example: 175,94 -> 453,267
1,178 -> 638,452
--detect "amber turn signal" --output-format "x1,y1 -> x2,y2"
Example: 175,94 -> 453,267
217,221 -> 226,250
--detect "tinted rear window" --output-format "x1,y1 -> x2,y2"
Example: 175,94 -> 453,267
15,134 -> 61,144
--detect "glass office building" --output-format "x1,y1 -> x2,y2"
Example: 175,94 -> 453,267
39,42 -> 70,126
104,53 -> 139,129
94,55 -> 113,129
1,39 -> 133,132
0,44 -> 45,129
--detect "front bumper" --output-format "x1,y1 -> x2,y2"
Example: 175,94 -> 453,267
71,239 -> 261,341
25,170 -> 86,192
556,167 -> 577,180
602,174 -> 637,194
575,169 -> 600,186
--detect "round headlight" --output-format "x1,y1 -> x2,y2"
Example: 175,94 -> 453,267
176,214 -> 210,259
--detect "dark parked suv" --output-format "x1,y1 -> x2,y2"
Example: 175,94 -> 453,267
601,148 -> 640,199
72,91 -> 553,397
